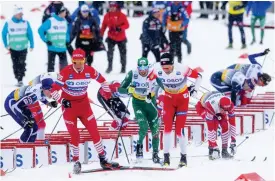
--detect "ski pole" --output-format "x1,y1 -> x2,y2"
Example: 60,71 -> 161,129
1,106 -> 61,141
110,97 -> 131,163
269,112 -> 275,127
237,136 -> 249,148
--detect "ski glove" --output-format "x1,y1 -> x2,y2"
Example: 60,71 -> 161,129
145,93 -> 152,103
229,141 -> 237,155
263,48 -> 270,55
116,27 -> 121,32
188,84 -> 197,98
48,101 -> 58,108
215,113 -> 223,121
128,86 -> 135,94
62,99 -> 71,108
46,41 -> 53,46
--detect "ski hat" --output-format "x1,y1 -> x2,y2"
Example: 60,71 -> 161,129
42,78 -> 54,90
81,4 -> 89,13
259,73 -> 271,86
160,53 -> 174,65
72,48 -> 86,63
219,96 -> 231,110
109,1 -> 119,8
151,8 -> 160,14
14,5 -> 23,15
57,5 -> 66,14
137,57 -> 149,71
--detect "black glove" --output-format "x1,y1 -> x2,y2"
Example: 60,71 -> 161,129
188,84 -> 197,98
23,118 -> 35,128
233,5 -> 244,11
115,27 -> 121,32
263,48 -> 270,55
62,99 -> 71,108
145,93 -> 152,103
48,101 -> 58,108
215,113 -> 223,121
46,41 -> 52,46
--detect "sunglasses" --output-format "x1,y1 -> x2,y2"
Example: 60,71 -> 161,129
138,65 -> 149,71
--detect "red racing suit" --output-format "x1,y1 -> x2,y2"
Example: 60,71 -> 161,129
195,91 -> 236,149
51,64 -> 111,161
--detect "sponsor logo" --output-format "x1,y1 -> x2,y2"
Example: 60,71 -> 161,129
85,73 -> 91,78
134,74 -> 138,79
69,74 -> 73,79
162,78 -> 183,83
158,71 -> 162,76
66,79 -> 91,87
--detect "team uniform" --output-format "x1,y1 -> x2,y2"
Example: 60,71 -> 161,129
210,69 -> 257,106
28,72 -> 58,139
97,81 -> 130,130
195,91 -> 236,160
50,48 -> 118,173
158,53 -> 202,167
4,79 -> 54,143
118,57 -> 164,163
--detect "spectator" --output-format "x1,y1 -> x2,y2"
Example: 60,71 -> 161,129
162,1 -> 189,63
224,1 -> 248,49
182,1 -> 192,54
70,4 -> 104,66
246,1 -> 272,45
2,5 -> 34,87
38,6 -> 70,72
92,1 -> 105,15
140,8 -> 162,62
214,2 -> 227,20
42,1 -> 73,56
133,1 -> 144,17
198,1 -> 213,19
100,1 -> 129,74
71,1 -> 100,25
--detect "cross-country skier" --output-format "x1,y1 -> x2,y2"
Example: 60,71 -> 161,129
4,78 -> 56,143
157,52 -> 202,167
195,91 -> 236,160
118,57 -> 164,163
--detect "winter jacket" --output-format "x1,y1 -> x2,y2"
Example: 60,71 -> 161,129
2,16 -> 34,51
71,4 -> 100,25
246,1 -> 272,16
71,12 -> 101,50
38,14 -> 70,52
140,14 -> 162,46
100,11 -> 129,42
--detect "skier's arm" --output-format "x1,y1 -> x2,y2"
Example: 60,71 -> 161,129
118,71 -> 133,94
248,52 -> 266,66
38,19 -> 51,43
120,14 -> 129,31
181,8 -> 190,27
100,15 -> 107,37
1,22 -> 8,48
27,21 -> 34,49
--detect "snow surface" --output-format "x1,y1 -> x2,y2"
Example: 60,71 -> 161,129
0,1 -> 275,181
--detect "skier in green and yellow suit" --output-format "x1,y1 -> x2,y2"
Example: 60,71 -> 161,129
118,57 -> 164,163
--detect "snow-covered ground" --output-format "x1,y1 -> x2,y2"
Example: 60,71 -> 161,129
0,1 -> 274,181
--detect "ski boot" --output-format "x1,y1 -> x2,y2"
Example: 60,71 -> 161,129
222,148 -> 233,159
163,153 -> 170,166
209,147 -> 220,160
120,66 -> 126,73
241,44 -> 247,49
99,154 -> 119,169
152,151 -> 161,163
229,141 -> 237,155
178,153 -> 187,168
260,40 -> 263,44
105,64 -> 112,74
226,43 -> 233,49
16,81 -> 23,87
136,143 -> 143,159
250,39 -> 256,45
73,161 -> 82,174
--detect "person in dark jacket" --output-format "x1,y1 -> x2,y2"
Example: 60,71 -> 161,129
70,4 -> 104,66
140,8 -> 162,62
100,1 -> 129,74
246,1 -> 272,45
71,1 -> 100,24
162,2 -> 189,63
